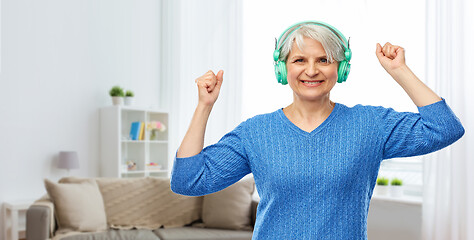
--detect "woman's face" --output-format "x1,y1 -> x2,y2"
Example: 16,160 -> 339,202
286,37 -> 339,102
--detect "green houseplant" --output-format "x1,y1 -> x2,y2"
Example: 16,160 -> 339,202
109,86 -> 124,105
124,90 -> 134,106
391,178 -> 403,186
376,177 -> 389,186
390,178 -> 404,197
375,177 -> 389,196
125,90 -> 134,97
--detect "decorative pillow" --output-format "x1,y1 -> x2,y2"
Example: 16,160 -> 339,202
44,178 -> 107,233
201,176 -> 255,230
59,177 -> 203,229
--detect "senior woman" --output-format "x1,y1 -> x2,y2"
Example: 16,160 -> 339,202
170,21 -> 464,239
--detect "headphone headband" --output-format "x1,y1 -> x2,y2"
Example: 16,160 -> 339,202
275,21 -> 350,56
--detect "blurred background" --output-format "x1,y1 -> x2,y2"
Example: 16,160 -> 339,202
0,0 -> 472,239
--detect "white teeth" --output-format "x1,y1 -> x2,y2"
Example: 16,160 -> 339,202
302,81 -> 322,84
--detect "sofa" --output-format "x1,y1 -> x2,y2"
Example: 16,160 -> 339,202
26,176 -> 257,240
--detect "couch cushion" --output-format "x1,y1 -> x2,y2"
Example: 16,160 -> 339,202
154,227 -> 252,240
55,229 -> 160,240
95,177 -> 202,229
201,176 -> 255,230
44,178 -> 107,234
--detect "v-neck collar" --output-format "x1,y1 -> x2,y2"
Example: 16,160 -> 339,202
277,103 -> 341,137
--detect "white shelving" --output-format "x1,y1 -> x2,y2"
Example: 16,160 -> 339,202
100,106 -> 169,178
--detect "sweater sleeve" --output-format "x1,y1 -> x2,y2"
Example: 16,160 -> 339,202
170,122 -> 251,196
379,99 -> 464,160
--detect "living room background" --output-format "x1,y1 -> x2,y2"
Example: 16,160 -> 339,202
0,1 -> 164,238
0,1 -> 243,238
1,0 -> 473,239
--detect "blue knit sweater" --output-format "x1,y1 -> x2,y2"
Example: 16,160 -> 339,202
171,99 -> 464,239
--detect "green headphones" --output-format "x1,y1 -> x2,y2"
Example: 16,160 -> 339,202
273,21 -> 352,85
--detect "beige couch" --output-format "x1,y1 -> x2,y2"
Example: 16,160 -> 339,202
26,176 -> 257,240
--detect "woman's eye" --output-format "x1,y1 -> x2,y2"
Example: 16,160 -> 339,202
320,58 -> 328,63
294,59 -> 303,63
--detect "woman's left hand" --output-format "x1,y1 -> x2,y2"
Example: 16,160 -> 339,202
375,42 -> 406,74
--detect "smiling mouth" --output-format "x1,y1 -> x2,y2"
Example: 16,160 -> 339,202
300,80 -> 324,85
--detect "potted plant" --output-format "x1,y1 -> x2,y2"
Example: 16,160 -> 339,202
375,177 -> 389,196
109,86 -> 124,105
124,90 -> 134,106
390,178 -> 404,197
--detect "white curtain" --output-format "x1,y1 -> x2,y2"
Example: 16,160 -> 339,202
160,0 -> 243,165
423,0 -> 474,239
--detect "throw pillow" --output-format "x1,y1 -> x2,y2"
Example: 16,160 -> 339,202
44,178 -> 108,233
59,177 -> 203,229
201,176 -> 255,230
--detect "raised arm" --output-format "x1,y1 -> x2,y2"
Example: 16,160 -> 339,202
176,70 -> 224,158
172,70 -> 252,196
374,42 -> 464,159
375,42 -> 441,107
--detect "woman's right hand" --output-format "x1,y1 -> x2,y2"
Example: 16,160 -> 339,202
195,70 -> 224,107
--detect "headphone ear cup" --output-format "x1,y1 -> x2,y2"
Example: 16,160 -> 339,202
274,61 -> 282,84
337,60 -> 350,83
275,61 -> 288,85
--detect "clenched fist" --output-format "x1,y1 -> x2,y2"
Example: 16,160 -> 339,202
195,70 -> 224,107
376,42 -> 406,75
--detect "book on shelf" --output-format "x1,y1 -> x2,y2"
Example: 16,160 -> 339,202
129,122 -> 141,140
139,122 -> 145,140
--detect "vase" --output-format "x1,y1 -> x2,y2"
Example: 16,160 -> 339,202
390,186 -> 403,197
150,129 -> 157,140
375,185 -> 389,196
112,97 -> 123,106
124,97 -> 134,106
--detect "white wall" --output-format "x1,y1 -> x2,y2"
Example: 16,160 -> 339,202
0,0 -> 162,238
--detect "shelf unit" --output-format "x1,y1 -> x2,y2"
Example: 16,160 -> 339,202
100,105 -> 169,178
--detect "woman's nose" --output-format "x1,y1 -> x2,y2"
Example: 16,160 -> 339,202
305,63 -> 320,77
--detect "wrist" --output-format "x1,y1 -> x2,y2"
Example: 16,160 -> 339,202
388,64 -> 412,82
196,102 -> 213,114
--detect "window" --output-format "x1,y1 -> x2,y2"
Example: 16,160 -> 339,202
242,0 -> 426,196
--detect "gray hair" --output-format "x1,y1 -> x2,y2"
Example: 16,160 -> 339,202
279,24 -> 345,63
